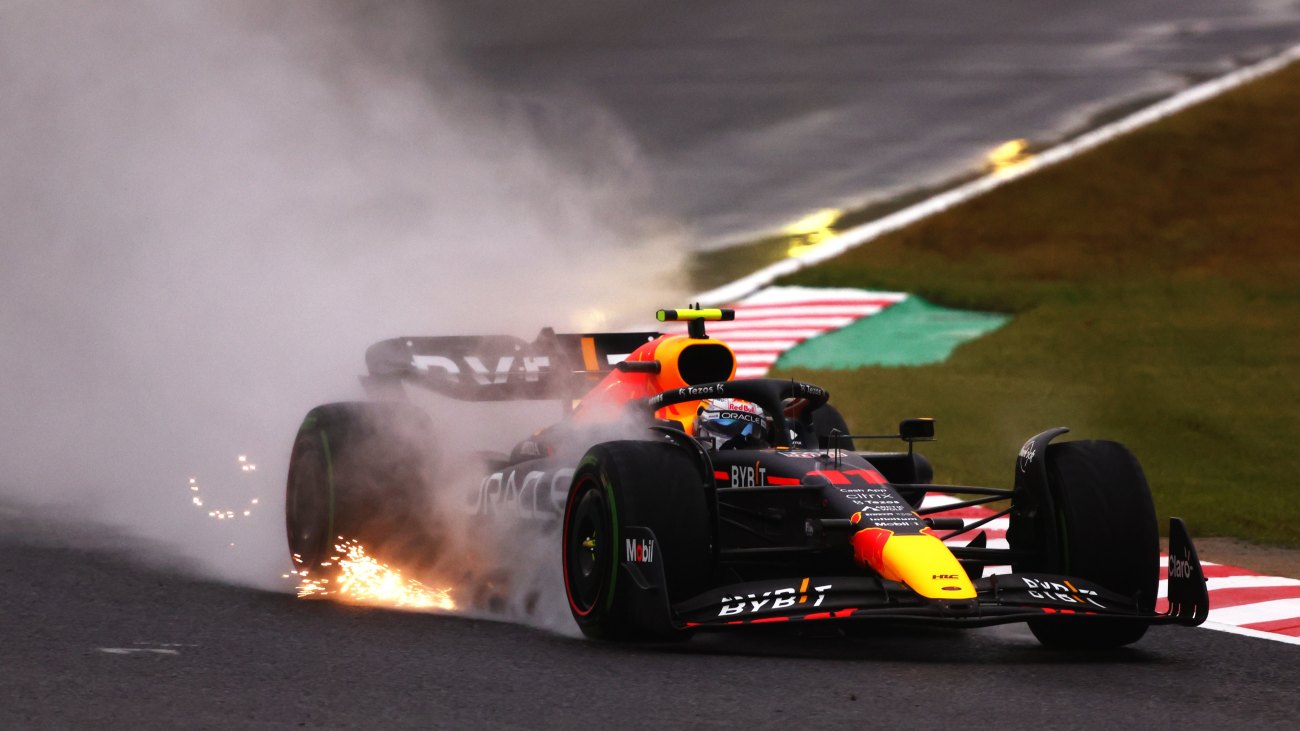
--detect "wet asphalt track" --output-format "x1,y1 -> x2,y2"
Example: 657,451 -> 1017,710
435,0 -> 1300,243
3,516 -> 1297,730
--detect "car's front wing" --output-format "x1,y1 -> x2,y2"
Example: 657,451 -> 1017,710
657,518 -> 1210,631
671,572 -> 1191,630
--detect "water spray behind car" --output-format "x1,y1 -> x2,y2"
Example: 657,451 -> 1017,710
0,0 -> 686,602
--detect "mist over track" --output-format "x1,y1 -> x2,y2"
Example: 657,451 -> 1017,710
0,1 -> 683,592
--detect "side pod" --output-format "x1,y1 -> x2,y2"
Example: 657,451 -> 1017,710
1165,517 -> 1210,626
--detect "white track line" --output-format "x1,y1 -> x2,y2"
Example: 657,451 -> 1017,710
695,43 -> 1300,306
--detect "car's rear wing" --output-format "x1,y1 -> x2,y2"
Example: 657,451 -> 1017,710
361,329 -> 660,401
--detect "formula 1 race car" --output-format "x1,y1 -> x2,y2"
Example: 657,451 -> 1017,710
285,308 -> 1209,648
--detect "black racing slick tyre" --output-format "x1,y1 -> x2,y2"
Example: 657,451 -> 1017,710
562,440 -> 711,640
285,401 -> 439,582
1017,440 -> 1160,649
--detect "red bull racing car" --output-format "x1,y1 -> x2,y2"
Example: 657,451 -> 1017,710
285,308 -> 1209,648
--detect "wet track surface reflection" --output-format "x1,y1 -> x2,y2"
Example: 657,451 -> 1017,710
2,514 -> 1296,729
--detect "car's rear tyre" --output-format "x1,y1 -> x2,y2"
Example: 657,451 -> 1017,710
1015,440 -> 1159,649
562,440 -> 711,640
285,401 -> 439,583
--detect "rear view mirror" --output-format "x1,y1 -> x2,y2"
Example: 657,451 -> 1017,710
899,418 -> 935,442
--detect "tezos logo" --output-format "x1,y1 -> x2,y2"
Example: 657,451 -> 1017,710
625,538 -> 655,563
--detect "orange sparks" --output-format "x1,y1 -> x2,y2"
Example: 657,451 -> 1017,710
296,539 -> 455,611
185,454 -> 261,521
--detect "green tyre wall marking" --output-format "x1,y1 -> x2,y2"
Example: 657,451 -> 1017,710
601,468 -> 619,613
319,430 -> 336,548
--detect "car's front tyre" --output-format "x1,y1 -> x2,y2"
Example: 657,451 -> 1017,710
562,440 -> 711,640
1013,440 -> 1159,649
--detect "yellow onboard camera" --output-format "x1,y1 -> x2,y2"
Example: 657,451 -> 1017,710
657,308 -> 735,338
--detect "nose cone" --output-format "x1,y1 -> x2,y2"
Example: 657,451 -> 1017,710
851,528 -> 976,599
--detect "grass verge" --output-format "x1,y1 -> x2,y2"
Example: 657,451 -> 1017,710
774,61 -> 1300,546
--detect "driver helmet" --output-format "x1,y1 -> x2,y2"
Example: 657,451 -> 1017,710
695,398 -> 769,450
